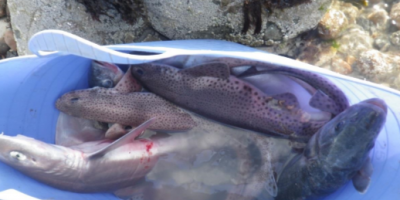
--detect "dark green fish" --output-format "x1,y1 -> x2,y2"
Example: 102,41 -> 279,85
276,98 -> 387,200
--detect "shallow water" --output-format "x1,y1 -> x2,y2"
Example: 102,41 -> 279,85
281,0 -> 400,90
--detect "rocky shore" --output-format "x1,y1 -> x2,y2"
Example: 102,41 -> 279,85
4,0 -> 400,90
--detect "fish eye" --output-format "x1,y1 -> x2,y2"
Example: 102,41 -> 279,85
70,97 -> 80,103
10,151 -> 27,161
101,79 -> 113,88
134,68 -> 144,76
334,121 -> 345,132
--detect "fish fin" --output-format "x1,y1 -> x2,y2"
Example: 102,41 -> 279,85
114,66 -> 142,93
237,66 -> 260,77
181,62 -> 230,79
87,118 -> 155,159
352,157 -> 373,193
272,93 -> 300,109
309,90 -> 340,114
105,123 -> 131,139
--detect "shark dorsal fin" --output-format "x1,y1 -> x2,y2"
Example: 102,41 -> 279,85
113,66 -> 143,94
181,62 -> 230,79
87,118 -> 155,159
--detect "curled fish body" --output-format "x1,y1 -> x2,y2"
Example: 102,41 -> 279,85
275,98 -> 387,200
130,62 -> 328,141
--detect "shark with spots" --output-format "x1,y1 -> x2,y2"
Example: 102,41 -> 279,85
155,56 -> 349,115
56,66 -> 196,139
130,62 -> 330,141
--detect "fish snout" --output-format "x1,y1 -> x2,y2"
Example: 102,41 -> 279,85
363,98 -> 387,114
55,91 -> 87,115
130,65 -> 145,77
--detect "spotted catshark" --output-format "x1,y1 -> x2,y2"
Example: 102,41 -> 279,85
130,62 -> 329,141
56,66 -> 196,137
0,119 -> 158,193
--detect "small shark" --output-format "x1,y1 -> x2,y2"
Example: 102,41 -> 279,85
156,56 -> 349,115
130,62 -> 329,141
56,88 -> 196,134
57,64 -> 196,138
0,119 -> 158,193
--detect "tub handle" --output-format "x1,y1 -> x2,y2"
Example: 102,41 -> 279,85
28,30 -> 180,64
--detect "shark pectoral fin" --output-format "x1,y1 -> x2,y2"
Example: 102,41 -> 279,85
181,62 -> 231,79
87,118 -> 155,159
105,123 -> 131,139
114,66 -> 143,93
352,157 -> 373,193
272,93 -> 300,109
309,90 -> 339,114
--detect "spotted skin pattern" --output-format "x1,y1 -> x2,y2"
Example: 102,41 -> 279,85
131,62 -> 328,141
242,67 -> 349,115
209,57 -> 349,115
56,87 -> 196,131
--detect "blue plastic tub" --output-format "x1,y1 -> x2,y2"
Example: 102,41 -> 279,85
0,30 -> 399,200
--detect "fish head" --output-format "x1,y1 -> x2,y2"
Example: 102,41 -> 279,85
306,98 -> 387,171
130,63 -> 178,86
89,61 -> 124,88
56,87 -> 111,117
0,134 -> 64,172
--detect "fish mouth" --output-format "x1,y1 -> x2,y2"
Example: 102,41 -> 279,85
363,98 -> 387,114
93,60 -> 119,74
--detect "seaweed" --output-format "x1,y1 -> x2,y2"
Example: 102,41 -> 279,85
242,0 -> 312,34
76,0 -> 144,24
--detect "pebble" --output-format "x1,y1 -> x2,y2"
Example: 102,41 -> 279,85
0,36 -> 9,56
354,49 -> 400,80
337,25 -> 373,57
318,9 -> 348,40
322,57 -> 352,75
4,29 -> 17,51
333,1 -> 359,25
374,34 -> 391,51
390,30 -> 400,46
390,2 -> 400,28
297,40 -> 337,66
367,7 -> 390,31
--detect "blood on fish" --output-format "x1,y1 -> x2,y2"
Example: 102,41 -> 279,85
146,142 -> 153,154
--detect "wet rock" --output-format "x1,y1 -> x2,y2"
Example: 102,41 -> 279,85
374,34 -> 391,51
297,39 -> 337,66
318,9 -> 348,39
4,29 -> 17,51
5,49 -> 18,58
334,1 -> 359,24
0,36 -> 10,56
143,0 -> 332,46
367,7 -> 389,31
390,30 -> 400,46
354,49 -> 400,81
337,25 -> 373,57
7,0 -> 163,55
0,0 -> 5,18
321,57 -> 352,75
390,2 -> 400,29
